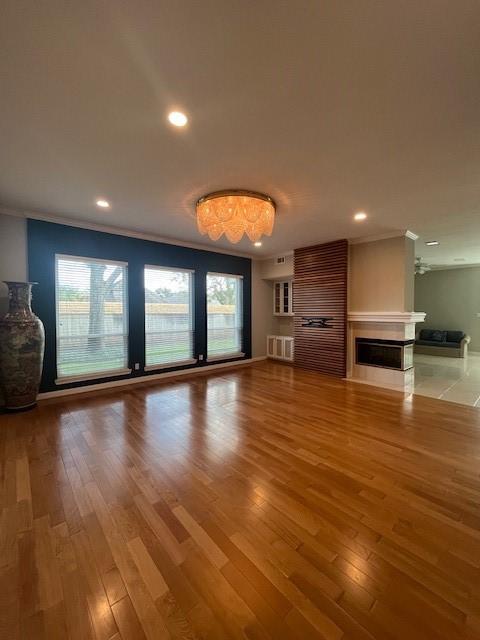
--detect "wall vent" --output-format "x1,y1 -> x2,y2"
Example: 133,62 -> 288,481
276,256 -> 286,264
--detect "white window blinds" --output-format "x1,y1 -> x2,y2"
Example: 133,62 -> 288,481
144,266 -> 194,368
55,255 -> 129,381
207,273 -> 243,359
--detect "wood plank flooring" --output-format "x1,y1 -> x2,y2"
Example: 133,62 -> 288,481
1,360 -> 480,639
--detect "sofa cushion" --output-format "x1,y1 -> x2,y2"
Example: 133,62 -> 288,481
419,329 -> 435,340
415,340 -> 459,348
431,330 -> 447,342
446,331 -> 465,344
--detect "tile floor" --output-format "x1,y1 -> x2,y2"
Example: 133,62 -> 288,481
414,352 -> 480,406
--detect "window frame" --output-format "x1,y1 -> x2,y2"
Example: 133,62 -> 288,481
143,264 -> 197,371
54,253 -> 131,384
206,271 -> 245,362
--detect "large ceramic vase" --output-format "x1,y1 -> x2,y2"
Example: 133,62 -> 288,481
0,282 -> 45,411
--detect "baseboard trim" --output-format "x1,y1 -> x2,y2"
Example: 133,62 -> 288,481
344,376 -> 411,394
37,356 -> 267,400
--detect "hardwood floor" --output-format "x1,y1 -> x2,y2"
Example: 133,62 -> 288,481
1,360 -> 480,639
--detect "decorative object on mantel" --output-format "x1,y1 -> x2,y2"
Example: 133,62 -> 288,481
0,282 -> 45,411
196,189 -> 275,243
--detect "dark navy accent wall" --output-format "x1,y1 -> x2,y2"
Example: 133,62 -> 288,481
27,219 -> 252,392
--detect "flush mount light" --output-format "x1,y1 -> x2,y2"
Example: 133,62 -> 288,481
254,241 -> 262,247
168,111 -> 188,127
354,211 -> 367,221
96,199 -> 110,209
196,190 -> 275,244
425,240 -> 439,246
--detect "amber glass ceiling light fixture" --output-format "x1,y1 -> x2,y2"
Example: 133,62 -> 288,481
196,190 -> 275,244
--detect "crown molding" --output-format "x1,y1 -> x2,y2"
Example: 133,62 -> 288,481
264,230 -> 419,257
259,231 -> 421,260
349,230 -> 418,245
0,205 -> 254,259
426,263 -> 480,272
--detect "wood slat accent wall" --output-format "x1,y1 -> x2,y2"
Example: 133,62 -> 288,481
293,239 -> 348,376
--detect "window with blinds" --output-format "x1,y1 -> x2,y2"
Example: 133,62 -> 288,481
144,266 -> 195,369
207,273 -> 243,360
55,255 -> 129,381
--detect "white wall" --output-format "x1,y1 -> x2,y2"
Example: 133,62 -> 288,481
404,235 -> 415,312
255,255 -> 294,340
0,214 -> 28,314
271,315 -> 294,337
251,261 -> 274,357
349,236 -> 415,312
257,254 -> 293,280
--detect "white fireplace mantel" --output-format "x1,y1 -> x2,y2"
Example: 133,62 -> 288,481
346,311 -> 426,392
348,311 -> 426,324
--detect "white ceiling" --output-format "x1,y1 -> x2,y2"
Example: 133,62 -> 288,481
1,1 -> 479,263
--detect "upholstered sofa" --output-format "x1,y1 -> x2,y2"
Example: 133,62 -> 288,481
414,329 -> 471,358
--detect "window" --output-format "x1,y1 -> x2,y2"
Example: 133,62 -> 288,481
55,255 -> 129,382
207,273 -> 244,360
144,266 -> 195,369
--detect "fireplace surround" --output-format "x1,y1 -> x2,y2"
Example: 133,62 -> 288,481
347,311 -> 426,391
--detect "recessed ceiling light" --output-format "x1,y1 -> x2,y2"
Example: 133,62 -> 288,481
168,111 -> 188,127
354,211 -> 367,221
254,241 -> 262,247
425,240 -> 439,246
96,199 -> 110,208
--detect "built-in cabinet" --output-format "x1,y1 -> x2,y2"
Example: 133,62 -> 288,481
265,274 -> 294,363
273,280 -> 293,316
267,335 -> 294,362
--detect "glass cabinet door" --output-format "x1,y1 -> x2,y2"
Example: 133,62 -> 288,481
283,282 -> 289,313
274,282 -> 281,314
273,280 -> 293,316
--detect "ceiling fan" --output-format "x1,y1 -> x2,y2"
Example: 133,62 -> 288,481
415,257 -> 431,275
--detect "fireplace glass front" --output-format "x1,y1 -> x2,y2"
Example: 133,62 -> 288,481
356,339 -> 413,371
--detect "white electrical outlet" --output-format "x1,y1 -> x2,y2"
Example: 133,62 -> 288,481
134,363 -> 140,370
198,354 -> 204,361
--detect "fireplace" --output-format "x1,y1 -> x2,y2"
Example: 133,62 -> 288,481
356,337 -> 414,371
348,311 -> 425,391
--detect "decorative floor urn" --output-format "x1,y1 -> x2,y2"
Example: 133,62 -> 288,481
0,282 -> 45,410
